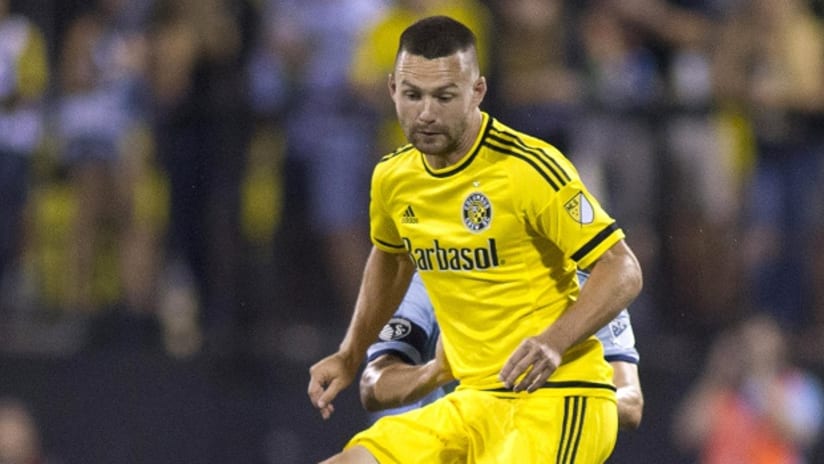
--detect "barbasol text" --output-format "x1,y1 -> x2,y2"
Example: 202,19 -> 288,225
402,238 -> 500,271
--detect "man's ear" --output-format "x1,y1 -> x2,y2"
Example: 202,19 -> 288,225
473,76 -> 487,104
387,73 -> 396,96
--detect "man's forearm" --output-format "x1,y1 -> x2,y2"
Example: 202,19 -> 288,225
541,241 -> 642,353
338,248 -> 416,363
361,356 -> 442,411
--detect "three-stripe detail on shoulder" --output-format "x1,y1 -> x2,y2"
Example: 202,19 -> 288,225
557,396 -> 587,464
483,127 -> 572,192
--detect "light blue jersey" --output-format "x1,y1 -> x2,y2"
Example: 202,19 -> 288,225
367,271 -> 640,420
366,273 -> 444,420
366,273 -> 438,366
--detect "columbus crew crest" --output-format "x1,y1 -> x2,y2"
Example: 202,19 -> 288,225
564,191 -> 595,225
462,192 -> 492,232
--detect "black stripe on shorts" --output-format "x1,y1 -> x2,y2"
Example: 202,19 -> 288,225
557,396 -> 587,464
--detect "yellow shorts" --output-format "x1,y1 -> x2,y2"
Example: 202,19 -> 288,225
347,388 -> 618,463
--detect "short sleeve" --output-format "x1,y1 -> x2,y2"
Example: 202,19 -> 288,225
527,169 -> 624,270
366,273 -> 439,364
369,163 -> 406,252
595,310 -> 640,364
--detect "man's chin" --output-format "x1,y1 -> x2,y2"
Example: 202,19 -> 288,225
414,144 -> 445,156
412,137 -> 447,155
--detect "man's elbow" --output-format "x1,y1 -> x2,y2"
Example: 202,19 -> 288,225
359,388 -> 384,412
618,393 -> 645,430
620,406 -> 644,431
624,249 -> 644,300
359,368 -> 384,412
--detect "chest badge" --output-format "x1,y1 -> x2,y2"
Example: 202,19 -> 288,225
462,192 -> 492,232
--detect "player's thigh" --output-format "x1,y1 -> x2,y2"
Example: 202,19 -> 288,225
320,445 -> 379,464
346,396 -> 467,464
538,395 -> 618,464
475,394 -> 618,464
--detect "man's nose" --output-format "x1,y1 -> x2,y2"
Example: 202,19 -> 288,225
418,98 -> 437,122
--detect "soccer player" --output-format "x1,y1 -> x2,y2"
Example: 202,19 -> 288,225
360,271 -> 644,431
307,15 -> 643,463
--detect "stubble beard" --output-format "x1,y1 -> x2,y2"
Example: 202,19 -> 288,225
408,119 -> 466,158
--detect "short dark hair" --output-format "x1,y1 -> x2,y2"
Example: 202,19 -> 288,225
397,15 -> 477,60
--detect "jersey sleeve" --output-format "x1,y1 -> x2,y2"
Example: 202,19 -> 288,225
369,161 -> 407,252
366,273 -> 439,365
521,145 -> 625,270
595,309 -> 640,364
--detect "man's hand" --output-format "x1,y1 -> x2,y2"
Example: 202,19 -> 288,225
499,336 -> 563,393
307,352 -> 359,420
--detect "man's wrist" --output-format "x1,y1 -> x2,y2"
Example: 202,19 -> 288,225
537,326 -> 572,358
337,344 -> 366,372
423,359 -> 453,387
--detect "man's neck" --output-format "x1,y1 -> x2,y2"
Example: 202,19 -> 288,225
424,110 -> 483,169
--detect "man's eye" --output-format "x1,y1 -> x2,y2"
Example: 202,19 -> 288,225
437,95 -> 454,102
404,92 -> 420,100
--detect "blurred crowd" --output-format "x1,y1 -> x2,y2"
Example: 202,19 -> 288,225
0,0 -> 823,365
0,0 -> 822,362
1,0 -> 824,462
673,314 -> 823,463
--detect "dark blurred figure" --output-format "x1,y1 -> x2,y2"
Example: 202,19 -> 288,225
0,398 -> 60,464
602,0 -> 746,334
569,0 -> 662,329
146,0 -> 255,356
258,0 -> 384,326
0,0 -> 48,312
713,0 -> 824,331
673,313 -> 824,463
54,0 -> 155,316
488,0 -> 581,151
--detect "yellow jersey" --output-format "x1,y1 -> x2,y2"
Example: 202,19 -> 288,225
370,113 -> 624,394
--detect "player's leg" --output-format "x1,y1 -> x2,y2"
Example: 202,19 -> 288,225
551,396 -> 618,463
339,394 -> 468,463
478,393 -> 618,463
319,445 -> 378,464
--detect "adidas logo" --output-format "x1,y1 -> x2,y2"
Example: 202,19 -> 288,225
401,205 -> 419,224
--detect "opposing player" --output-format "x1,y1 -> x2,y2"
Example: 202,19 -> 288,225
360,271 -> 644,430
